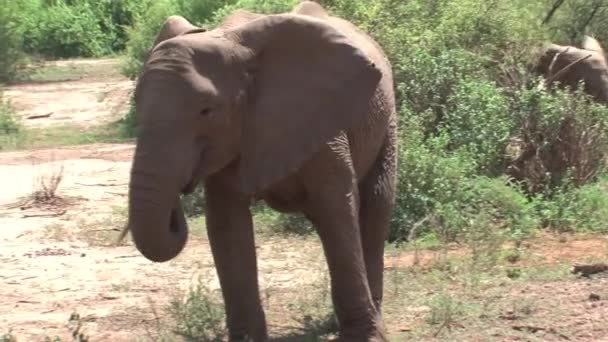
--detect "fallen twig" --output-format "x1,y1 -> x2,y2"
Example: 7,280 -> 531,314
512,325 -> 570,340
76,182 -> 127,187
26,112 -> 53,120
22,210 -> 67,218
106,191 -> 127,196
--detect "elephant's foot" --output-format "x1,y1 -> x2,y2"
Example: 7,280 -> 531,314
228,331 -> 268,342
227,320 -> 268,342
330,320 -> 389,342
329,330 -> 389,342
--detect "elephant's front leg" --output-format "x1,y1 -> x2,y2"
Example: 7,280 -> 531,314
204,173 -> 267,341
306,159 -> 386,341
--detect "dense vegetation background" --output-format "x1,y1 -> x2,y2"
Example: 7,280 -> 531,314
1,0 -> 607,244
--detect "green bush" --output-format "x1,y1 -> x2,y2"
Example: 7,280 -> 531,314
536,177 -> 608,233
0,91 -> 19,135
121,0 -> 298,79
442,78 -> 513,173
21,2 -> 109,58
509,86 -> 608,193
0,91 -> 21,150
391,115 -> 537,242
11,0 -> 148,59
436,176 -> 539,242
169,276 -> 225,341
121,0 -> 180,79
0,0 -> 24,82
390,115 -> 477,241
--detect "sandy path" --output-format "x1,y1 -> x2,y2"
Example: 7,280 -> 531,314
3,58 -> 133,128
0,142 -> 326,341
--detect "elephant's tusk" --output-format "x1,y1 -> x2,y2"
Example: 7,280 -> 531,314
546,52 -> 592,86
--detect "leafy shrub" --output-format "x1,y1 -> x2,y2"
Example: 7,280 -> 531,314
0,92 -> 19,134
392,115 -> 537,242
121,0 -> 297,79
0,0 -> 24,82
255,206 -> 314,236
12,0 -> 148,59
436,176 -> 539,242
508,86 -> 608,194
121,0 -> 180,79
169,276 -> 225,341
442,78 -> 513,173
182,185 -> 206,217
395,49 -> 487,135
390,115 -> 477,241
537,177 -> 608,233
21,2 -> 109,58
0,91 -> 21,150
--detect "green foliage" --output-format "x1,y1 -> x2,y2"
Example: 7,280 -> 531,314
437,176 -> 539,242
121,0 -> 298,79
0,0 -> 25,82
168,277 -> 225,341
509,86 -> 608,193
391,116 -> 476,241
0,91 -> 21,150
120,0 -> 179,79
7,0 -> 148,59
542,0 -> 608,44
0,92 -> 20,135
442,78 -> 513,173
182,185 -> 206,217
537,177 -> 608,233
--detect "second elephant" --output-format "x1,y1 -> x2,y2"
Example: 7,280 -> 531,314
537,35 -> 608,103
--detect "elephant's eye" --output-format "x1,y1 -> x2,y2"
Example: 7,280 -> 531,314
199,108 -> 212,116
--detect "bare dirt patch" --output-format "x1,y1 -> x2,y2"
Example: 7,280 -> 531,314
4,58 -> 133,128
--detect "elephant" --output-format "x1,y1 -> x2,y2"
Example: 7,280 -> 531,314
126,1 -> 397,341
536,35 -> 608,103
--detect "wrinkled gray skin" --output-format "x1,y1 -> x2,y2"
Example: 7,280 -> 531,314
127,1 -> 396,341
537,36 -> 608,103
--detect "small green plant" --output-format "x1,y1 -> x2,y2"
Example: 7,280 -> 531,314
286,271 -> 338,340
537,177 -> 608,233
425,292 -> 466,335
0,91 -> 20,136
168,277 -> 226,341
0,332 -> 17,342
68,312 -> 89,342
27,164 -> 65,206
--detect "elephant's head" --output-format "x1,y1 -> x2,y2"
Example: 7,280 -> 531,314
537,36 -> 608,103
127,12 -> 382,262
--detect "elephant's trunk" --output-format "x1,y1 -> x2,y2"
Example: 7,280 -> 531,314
127,139 -> 190,262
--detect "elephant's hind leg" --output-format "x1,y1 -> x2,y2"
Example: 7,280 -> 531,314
303,141 -> 385,340
358,125 -> 397,313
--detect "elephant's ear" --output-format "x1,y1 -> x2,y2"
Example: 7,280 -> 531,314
152,16 -> 206,48
227,14 -> 382,194
581,36 -> 604,55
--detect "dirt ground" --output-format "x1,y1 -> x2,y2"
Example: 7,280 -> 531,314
2,59 -> 608,342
